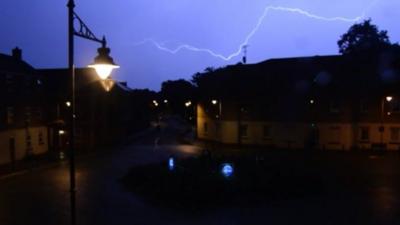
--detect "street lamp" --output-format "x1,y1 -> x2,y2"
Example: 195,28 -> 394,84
380,96 -> 393,149
67,1 -> 119,224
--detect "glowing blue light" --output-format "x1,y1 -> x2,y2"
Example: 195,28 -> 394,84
221,163 -> 234,178
168,157 -> 175,171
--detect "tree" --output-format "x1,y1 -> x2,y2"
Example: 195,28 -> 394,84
160,79 -> 196,115
338,19 -> 391,55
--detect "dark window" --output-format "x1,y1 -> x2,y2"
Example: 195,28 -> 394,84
360,127 -> 369,141
25,107 -> 31,123
263,125 -> 271,138
390,127 -> 400,141
330,126 -> 341,142
38,131 -> 44,145
34,107 -> 42,120
6,107 -> 14,124
360,101 -> 368,113
391,100 -> 400,112
329,101 -> 340,113
26,134 -> 32,148
204,122 -> 208,133
240,124 -> 248,137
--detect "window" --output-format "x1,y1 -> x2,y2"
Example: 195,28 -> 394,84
34,107 -> 42,120
203,122 -> 208,133
329,126 -> 341,143
329,101 -> 340,113
240,124 -> 248,137
391,100 -> 400,113
263,125 -> 271,138
26,134 -> 32,149
6,107 -> 14,124
360,127 -> 369,141
25,107 -> 31,123
38,131 -> 44,145
6,73 -> 14,92
360,101 -> 368,113
390,127 -> 400,141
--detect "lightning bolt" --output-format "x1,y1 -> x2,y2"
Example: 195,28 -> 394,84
135,2 -> 379,61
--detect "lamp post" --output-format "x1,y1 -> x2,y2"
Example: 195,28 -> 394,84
67,1 -> 119,224
380,96 -> 393,149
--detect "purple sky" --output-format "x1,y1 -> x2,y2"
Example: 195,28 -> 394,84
0,0 -> 399,90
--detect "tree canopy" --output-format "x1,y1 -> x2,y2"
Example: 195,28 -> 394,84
338,19 -> 391,55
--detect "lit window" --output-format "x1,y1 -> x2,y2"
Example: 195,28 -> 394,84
390,127 -> 400,141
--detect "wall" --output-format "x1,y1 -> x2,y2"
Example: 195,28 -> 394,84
197,104 -> 400,150
0,126 -> 48,165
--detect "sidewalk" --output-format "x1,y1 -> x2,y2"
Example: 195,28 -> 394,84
0,153 -> 57,179
0,126 -> 156,180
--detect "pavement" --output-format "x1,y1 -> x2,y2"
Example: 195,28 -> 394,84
1,117 -> 400,225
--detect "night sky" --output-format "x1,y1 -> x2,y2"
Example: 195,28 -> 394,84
0,0 -> 399,90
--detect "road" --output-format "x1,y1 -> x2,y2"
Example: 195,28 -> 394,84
1,117 -> 400,225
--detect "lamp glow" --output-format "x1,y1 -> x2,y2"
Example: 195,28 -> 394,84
212,100 -> 218,105
88,64 -> 119,80
386,96 -> 393,102
88,45 -> 119,80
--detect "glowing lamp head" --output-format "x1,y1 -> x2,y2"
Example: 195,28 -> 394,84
212,100 -> 218,105
88,46 -> 119,80
386,96 -> 393,102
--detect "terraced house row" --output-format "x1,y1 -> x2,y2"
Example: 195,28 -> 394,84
0,47 -> 139,166
196,54 -> 400,150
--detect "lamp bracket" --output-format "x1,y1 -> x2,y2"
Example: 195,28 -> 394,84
72,12 -> 106,46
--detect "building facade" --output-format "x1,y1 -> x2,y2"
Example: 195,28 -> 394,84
196,54 -> 400,150
0,48 -> 48,165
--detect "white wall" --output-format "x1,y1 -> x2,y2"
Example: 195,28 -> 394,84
0,126 -> 48,165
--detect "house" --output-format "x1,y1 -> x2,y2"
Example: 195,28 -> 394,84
0,48 -> 48,165
196,53 -> 400,150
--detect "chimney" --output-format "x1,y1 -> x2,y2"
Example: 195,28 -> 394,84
12,47 -> 22,61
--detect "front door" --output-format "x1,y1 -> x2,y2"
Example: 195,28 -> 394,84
9,137 -> 16,169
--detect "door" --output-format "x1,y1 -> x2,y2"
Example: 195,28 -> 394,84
9,137 -> 16,169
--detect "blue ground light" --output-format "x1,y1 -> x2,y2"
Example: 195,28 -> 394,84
221,163 -> 234,178
168,157 -> 175,171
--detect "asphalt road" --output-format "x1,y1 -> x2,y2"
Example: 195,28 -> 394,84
1,117 -> 400,225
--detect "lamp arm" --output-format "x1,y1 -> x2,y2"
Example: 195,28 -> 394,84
72,11 -> 105,45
